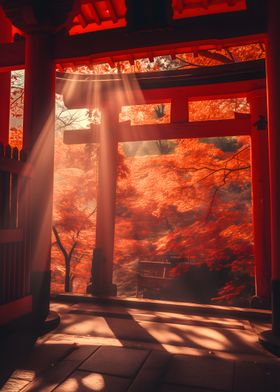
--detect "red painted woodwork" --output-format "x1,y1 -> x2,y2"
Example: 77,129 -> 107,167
248,90 -> 271,300
68,0 -> 246,36
63,118 -> 251,145
0,35 -> 266,72
22,33 -> 56,323
23,32 -> 56,271
93,106 -> 119,295
0,8 -> 12,145
53,31 -> 265,69
0,229 -> 23,243
69,0 -> 126,35
0,40 -> 24,72
266,1 -> 280,282
0,145 -> 32,306
0,295 -> 32,325
0,158 -> 32,177
172,0 -> 246,19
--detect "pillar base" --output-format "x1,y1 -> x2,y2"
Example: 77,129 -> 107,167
259,330 -> 280,356
31,271 -> 51,325
37,310 -> 60,336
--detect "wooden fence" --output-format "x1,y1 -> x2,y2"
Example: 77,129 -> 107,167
0,143 -> 32,306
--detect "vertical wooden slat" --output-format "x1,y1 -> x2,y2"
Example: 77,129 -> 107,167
18,173 -> 25,297
19,149 -> 30,296
4,144 -> 13,302
11,147 -> 19,298
0,142 -> 5,228
0,146 -> 30,304
0,142 -> 4,303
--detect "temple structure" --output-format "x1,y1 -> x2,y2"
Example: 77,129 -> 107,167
0,0 -> 280,351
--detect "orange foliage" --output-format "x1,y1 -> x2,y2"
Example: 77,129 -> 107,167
114,136 -> 254,305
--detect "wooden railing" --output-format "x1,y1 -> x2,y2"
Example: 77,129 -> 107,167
0,143 -> 32,306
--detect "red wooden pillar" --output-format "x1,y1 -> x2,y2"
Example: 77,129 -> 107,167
0,8 -> 12,145
92,105 -> 119,296
265,0 -> 280,337
23,32 -> 56,325
248,90 -> 271,304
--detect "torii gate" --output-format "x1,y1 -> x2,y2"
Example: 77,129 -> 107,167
56,59 -> 271,303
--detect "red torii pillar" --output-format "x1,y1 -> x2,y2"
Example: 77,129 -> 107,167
260,0 -> 280,347
0,8 -> 12,145
91,104 -> 119,296
248,90 -> 271,305
23,32 -> 56,325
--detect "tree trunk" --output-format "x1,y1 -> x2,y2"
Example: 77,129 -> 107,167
64,257 -> 71,292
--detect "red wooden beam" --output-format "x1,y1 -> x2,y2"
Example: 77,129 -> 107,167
117,118 -> 251,141
63,117 -> 251,144
0,36 -> 266,73
0,40 -> 25,71
0,8 -> 12,145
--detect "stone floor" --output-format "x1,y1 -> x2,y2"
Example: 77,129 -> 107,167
1,298 -> 280,392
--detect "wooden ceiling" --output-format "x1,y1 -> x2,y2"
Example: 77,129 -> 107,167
69,0 -> 127,35
69,0 -> 247,35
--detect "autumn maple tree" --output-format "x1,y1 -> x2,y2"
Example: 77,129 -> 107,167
113,135 -> 253,305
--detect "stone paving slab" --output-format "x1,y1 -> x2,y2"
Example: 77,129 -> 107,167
65,345 -> 99,361
21,360 -> 81,392
9,343 -> 76,382
165,355 -> 234,391
0,378 -> 30,392
44,332 -> 277,363
233,360 -> 280,392
127,350 -> 171,392
160,385 -> 225,392
54,370 -> 131,392
79,346 -> 149,378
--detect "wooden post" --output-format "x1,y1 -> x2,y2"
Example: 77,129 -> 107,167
92,105 -> 119,296
0,8 -> 12,145
23,32 -> 56,325
263,0 -> 280,339
248,89 -> 271,305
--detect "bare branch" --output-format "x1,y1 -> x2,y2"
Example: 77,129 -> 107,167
52,225 -> 68,261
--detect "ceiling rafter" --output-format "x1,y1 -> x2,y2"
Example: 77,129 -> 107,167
105,0 -> 117,23
77,12 -> 88,28
174,0 -> 185,13
87,2 -> 102,25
